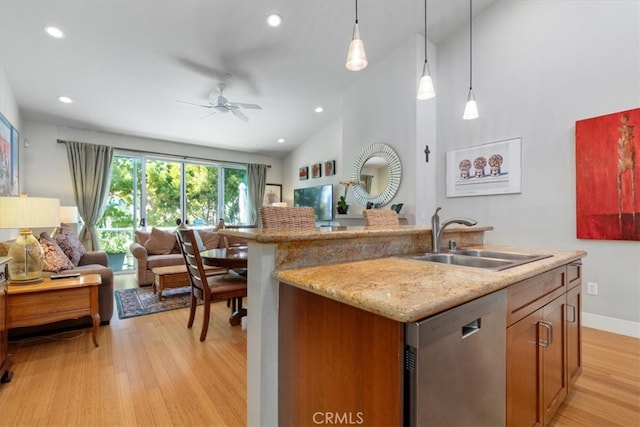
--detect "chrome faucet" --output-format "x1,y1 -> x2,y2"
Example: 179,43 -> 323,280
431,207 -> 478,252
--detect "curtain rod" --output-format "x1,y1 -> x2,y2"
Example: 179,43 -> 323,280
57,139 -> 271,167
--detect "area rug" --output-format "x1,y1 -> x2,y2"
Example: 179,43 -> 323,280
115,286 -> 200,319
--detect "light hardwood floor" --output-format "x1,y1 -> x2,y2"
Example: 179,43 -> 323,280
0,274 -> 638,426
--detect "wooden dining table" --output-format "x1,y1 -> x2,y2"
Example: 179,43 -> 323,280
200,246 -> 248,271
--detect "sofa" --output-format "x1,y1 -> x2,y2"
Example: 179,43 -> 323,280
130,226 -> 250,286
1,224 -> 114,338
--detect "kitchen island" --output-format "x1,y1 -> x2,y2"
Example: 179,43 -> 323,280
220,225 -> 585,426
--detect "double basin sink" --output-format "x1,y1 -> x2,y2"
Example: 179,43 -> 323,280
398,248 -> 552,271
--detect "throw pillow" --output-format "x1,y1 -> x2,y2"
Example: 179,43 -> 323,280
38,236 -> 75,272
144,227 -> 177,255
0,241 -> 11,257
53,223 -> 86,266
196,229 -> 221,250
135,230 -> 151,244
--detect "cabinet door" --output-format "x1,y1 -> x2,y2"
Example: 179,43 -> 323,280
541,295 -> 567,425
507,308 -> 543,427
566,285 -> 582,391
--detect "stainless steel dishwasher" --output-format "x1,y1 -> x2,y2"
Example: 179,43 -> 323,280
404,289 -> 507,426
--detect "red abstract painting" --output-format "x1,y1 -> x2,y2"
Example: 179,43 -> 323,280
576,108 -> 640,240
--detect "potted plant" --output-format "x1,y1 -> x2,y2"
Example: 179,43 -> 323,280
337,195 -> 349,214
99,230 -> 131,272
337,179 -> 362,215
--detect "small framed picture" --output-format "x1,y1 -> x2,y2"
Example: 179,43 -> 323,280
299,166 -> 309,180
264,183 -> 282,205
311,163 -> 322,179
324,160 -> 336,176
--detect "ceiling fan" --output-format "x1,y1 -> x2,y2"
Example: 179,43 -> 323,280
177,83 -> 262,122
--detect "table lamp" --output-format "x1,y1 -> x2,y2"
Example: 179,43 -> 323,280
0,196 -> 60,283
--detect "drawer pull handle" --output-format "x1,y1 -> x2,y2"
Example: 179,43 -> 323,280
567,304 -> 577,323
539,321 -> 553,347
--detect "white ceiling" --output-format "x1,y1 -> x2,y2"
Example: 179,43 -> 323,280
0,0 -> 496,157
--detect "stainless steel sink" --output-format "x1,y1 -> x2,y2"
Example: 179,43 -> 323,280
449,249 -> 549,262
398,249 -> 552,271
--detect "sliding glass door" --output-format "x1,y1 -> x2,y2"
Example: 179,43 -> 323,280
98,153 -> 247,272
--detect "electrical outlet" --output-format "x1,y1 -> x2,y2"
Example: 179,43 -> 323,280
587,282 -> 598,296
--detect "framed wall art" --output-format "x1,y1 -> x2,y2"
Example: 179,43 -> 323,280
324,160 -> 336,176
446,137 -> 522,198
299,166 -> 309,181
263,183 -> 282,205
311,163 -> 322,179
576,108 -> 640,241
0,113 -> 19,196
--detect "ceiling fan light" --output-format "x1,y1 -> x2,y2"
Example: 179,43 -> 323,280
417,61 -> 435,100
463,89 -> 479,120
346,23 -> 368,71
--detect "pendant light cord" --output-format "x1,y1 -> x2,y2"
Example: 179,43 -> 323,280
355,0 -> 359,24
469,0 -> 473,90
424,0 -> 427,59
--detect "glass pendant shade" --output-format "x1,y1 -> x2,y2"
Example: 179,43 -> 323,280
346,22 -> 368,71
0,196 -> 60,283
463,89 -> 479,120
417,61 -> 436,100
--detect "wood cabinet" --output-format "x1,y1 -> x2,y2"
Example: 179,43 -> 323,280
507,262 -> 582,426
0,257 -> 12,383
279,284 -> 404,426
566,262 -> 582,391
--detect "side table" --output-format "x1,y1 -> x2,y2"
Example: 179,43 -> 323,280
7,274 -> 102,347
0,257 -> 12,383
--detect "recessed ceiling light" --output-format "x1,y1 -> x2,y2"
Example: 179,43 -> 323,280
267,14 -> 282,27
277,138 -> 285,143
44,26 -> 65,39
315,106 -> 324,113
58,96 -> 73,104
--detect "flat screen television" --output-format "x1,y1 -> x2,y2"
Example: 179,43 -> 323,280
293,184 -> 333,222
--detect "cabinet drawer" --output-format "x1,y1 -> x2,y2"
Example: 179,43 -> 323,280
507,267 -> 566,326
567,261 -> 582,291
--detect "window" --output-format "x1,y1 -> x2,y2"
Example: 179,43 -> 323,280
97,154 -> 247,272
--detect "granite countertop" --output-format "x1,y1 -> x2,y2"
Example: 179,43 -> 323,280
219,225 -> 494,243
273,245 -> 586,323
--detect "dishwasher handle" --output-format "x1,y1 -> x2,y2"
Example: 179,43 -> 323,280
462,318 -> 481,339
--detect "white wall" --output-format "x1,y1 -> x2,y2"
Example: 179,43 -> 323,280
0,64 -> 20,132
285,34 -> 437,224
281,118 -> 342,206
436,1 -> 640,334
21,120 -> 282,207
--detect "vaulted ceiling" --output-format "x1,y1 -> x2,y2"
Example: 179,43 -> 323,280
0,0 -> 496,157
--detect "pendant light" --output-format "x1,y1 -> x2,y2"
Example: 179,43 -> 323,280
346,0 -> 368,71
463,0 -> 479,120
417,0 -> 435,100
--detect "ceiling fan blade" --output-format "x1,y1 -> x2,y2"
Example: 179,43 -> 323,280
230,108 -> 249,122
176,100 -> 212,108
232,102 -> 262,110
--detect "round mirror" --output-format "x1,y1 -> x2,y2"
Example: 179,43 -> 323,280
351,143 -> 401,207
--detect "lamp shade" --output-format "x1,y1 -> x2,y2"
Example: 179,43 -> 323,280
0,196 -> 61,229
346,23 -> 368,71
0,196 -> 60,283
60,205 -> 79,224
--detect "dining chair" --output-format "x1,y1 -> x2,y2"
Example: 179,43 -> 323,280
175,228 -> 247,341
363,209 -> 400,227
259,206 -> 316,230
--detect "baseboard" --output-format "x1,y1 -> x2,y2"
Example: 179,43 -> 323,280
583,312 -> 640,338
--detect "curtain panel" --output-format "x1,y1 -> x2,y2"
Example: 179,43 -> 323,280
247,163 -> 267,226
58,139 -> 114,250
